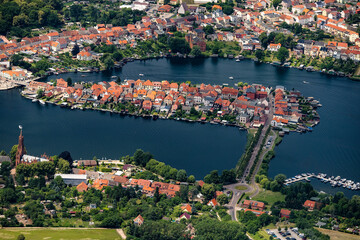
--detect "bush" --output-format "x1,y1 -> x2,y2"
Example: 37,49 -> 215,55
100,168 -> 112,173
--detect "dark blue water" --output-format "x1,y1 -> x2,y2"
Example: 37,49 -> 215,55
0,87 -> 246,179
1,58 -> 359,196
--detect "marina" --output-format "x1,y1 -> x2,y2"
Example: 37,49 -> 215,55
285,173 -> 360,191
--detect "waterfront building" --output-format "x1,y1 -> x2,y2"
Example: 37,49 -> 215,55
55,174 -> 87,186
15,128 -> 49,166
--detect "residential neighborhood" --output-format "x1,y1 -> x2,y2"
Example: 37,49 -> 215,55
1,0 -> 360,90
22,77 -> 320,132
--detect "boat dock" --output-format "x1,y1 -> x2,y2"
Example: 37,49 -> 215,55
285,173 -> 360,191
285,173 -> 315,184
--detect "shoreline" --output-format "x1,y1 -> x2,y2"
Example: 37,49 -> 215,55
7,55 -> 353,91
21,92 -> 248,129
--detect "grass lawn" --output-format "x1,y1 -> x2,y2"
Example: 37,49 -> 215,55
317,228 -> 360,240
252,189 -> 285,208
0,228 -> 122,240
248,128 -> 258,136
235,186 -> 248,191
248,230 -> 270,240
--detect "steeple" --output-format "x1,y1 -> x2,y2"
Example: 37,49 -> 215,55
15,126 -> 25,166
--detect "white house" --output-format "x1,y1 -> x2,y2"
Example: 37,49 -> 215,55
77,50 -> 93,61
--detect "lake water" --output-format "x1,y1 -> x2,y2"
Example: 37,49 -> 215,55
0,87 -> 246,179
1,58 -> 359,196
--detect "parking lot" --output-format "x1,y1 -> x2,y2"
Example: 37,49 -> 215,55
266,227 -> 304,240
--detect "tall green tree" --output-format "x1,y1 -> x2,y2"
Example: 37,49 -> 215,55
276,47 -> 289,63
176,169 -> 187,182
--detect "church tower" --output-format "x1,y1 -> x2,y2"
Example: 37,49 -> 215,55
15,126 -> 25,166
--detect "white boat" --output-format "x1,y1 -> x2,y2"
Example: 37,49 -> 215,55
139,73 -> 144,76
32,99 -> 38,103
111,76 -> 117,79
236,59 -> 240,62
39,100 -> 45,105
303,81 -> 309,84
229,76 -> 234,80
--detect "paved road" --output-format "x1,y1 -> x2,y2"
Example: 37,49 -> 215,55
224,94 -> 274,221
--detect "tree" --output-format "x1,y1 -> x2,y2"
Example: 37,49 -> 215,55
58,151 -> 73,167
203,25 -> 214,35
113,51 -> 123,61
57,158 -> 71,173
275,174 -> 286,185
17,234 -> 25,240
220,169 -> 236,184
34,60 -> 50,72
168,37 -> 191,54
276,47 -> 289,63
204,170 -> 220,184
223,6 -> 234,15
259,32 -> 269,49
255,50 -> 265,60
0,150 -> 7,156
37,89 -> 44,99
202,183 -> 216,201
154,187 -> 160,203
66,77 -> 72,87
187,175 -> 196,184
190,46 -> 202,57
50,175 -> 66,191
9,145 -> 19,164
273,0 -> 282,9
176,169 -> 187,182
0,161 -> 11,177
217,194 -> 229,206
0,188 -> 17,203
101,215 -> 122,228
103,55 -> 114,70
71,44 -> 80,56
69,5 -> 83,22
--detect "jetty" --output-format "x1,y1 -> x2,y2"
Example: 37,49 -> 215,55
285,173 -> 360,191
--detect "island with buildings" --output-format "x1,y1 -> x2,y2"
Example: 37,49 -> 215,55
22,78 -> 320,133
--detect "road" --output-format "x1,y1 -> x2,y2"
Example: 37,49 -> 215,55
224,94 -> 274,221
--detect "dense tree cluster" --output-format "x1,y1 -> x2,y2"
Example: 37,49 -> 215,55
238,210 -> 275,234
193,216 -> 247,240
0,0 -> 63,37
259,32 -> 297,50
204,169 -> 236,185
64,6 -> 145,27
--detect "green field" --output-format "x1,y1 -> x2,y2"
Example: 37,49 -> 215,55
0,228 -> 122,240
318,228 -> 360,240
235,186 -> 248,191
252,189 -> 286,208
248,230 -> 270,240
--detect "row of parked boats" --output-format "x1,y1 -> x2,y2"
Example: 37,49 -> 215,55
285,173 -> 360,191
316,173 -> 360,190
31,98 -> 45,105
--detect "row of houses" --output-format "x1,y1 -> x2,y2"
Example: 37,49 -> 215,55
58,168 -> 182,198
26,78 -> 271,125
